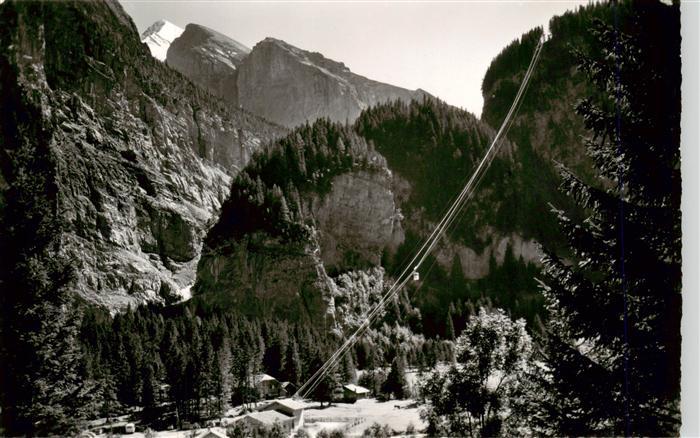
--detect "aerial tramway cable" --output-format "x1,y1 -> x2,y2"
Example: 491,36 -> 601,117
294,36 -> 544,401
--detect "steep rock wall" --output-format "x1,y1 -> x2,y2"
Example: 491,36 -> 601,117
311,170 -> 404,272
0,0 -> 284,310
196,233 -> 334,325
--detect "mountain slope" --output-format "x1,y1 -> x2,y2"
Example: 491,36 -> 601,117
156,22 -> 430,128
0,0 -> 284,310
236,37 -> 430,128
166,23 -> 250,105
481,3 -> 633,184
140,19 -> 184,62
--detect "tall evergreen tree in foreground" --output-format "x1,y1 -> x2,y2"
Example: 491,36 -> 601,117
535,1 -> 681,435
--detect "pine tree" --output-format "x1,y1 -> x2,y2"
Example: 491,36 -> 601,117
446,304 -> 456,341
213,339 -> 233,417
309,352 -> 339,406
382,355 -> 408,400
282,340 -> 302,387
535,3 -> 681,435
141,363 -> 158,423
340,352 -> 357,384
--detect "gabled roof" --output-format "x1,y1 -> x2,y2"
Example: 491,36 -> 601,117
264,398 -> 305,411
343,384 -> 370,394
197,429 -> 227,438
244,410 -> 292,426
254,373 -> 278,384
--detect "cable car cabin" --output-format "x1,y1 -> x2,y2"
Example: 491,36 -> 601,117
412,269 -> 419,281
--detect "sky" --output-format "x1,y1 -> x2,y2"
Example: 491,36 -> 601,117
120,0 -> 592,117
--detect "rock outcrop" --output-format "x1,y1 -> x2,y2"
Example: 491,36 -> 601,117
195,121 -> 405,326
166,23 -> 250,106
0,0 -> 284,310
195,232 -> 334,324
311,170 -> 404,273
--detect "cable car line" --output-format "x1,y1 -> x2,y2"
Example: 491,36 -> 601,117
294,36 -> 544,401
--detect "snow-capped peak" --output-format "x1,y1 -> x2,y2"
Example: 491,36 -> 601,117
141,19 -> 184,62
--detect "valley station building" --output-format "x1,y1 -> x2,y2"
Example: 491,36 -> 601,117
239,398 -> 306,434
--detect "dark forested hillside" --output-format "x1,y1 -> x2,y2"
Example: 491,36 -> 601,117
355,98 -> 546,334
206,120 -> 381,246
356,98 -> 564,248
482,2 -> 634,180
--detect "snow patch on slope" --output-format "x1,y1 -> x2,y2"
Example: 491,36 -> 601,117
141,19 -> 184,62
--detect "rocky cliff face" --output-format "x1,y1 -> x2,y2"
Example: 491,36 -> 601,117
0,0 -> 284,310
195,120 -> 405,326
311,169 -> 404,273
195,232 -> 335,324
236,38 -> 429,128
166,24 -> 250,106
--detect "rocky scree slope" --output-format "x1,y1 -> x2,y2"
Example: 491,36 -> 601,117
0,0 -> 284,310
166,23 -> 250,106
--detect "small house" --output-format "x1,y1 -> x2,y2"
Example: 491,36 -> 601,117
343,384 -> 370,402
254,373 -> 281,398
259,398 -> 305,428
240,410 -> 295,435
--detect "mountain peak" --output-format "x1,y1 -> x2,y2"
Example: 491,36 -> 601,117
165,22 -> 251,104
238,36 -> 428,127
260,36 -> 286,45
176,23 -> 251,57
141,19 -> 184,61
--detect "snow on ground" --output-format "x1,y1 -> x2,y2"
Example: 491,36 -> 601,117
141,20 -> 184,62
302,398 -> 425,437
177,284 -> 193,301
88,399 -> 424,437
